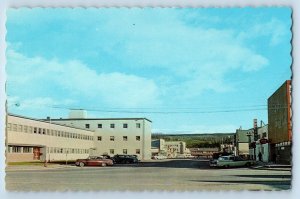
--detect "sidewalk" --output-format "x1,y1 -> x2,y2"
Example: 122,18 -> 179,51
5,164 -> 76,171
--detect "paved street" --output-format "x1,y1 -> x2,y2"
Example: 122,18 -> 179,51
6,159 -> 291,191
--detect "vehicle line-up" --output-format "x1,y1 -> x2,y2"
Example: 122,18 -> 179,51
75,154 -> 139,167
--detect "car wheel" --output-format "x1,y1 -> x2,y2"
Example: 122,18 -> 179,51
101,163 -> 107,167
79,162 -> 85,167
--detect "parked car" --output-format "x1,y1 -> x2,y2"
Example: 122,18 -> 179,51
75,156 -> 114,167
152,155 -> 167,160
113,155 -> 139,164
210,155 -> 256,168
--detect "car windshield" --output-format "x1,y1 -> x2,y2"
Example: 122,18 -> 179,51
218,157 -> 229,160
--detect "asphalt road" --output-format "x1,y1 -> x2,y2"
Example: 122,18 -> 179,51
6,159 -> 291,191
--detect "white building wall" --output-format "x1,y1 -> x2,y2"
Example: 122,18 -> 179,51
51,118 -> 152,160
7,115 -> 94,162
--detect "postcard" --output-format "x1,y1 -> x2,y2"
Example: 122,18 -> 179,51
5,7 -> 292,191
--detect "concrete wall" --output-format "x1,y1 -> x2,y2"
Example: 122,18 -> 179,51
51,118 -> 152,160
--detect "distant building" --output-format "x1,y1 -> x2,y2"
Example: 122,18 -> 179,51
268,80 -> 292,164
151,139 -> 191,158
189,148 -> 219,158
235,129 -> 252,157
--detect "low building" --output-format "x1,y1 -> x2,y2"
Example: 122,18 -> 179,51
235,129 -> 252,158
189,148 -> 219,158
151,139 -> 191,158
6,114 -> 94,162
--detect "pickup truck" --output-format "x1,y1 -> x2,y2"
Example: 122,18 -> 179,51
210,155 -> 256,168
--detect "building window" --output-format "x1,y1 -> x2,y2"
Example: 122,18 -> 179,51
28,126 -> 32,133
97,136 -> 102,141
110,124 -> 115,128
24,125 -> 28,133
110,136 -> 115,141
13,124 -> 17,131
123,123 -> 128,128
98,124 -> 102,128
33,127 -> 37,134
123,149 -> 127,154
46,129 -> 50,135
110,149 -> 115,154
136,136 -> 140,141
123,136 -> 128,141
18,125 -> 23,132
42,129 -> 46,135
263,132 -> 267,138
38,128 -> 42,134
12,146 -> 21,153
136,149 -> 140,154
7,123 -> 11,130
23,147 -> 32,153
85,124 -> 90,129
136,123 -> 141,128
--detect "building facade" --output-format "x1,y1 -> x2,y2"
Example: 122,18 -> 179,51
268,80 -> 292,164
6,111 -> 152,162
6,114 -> 94,162
49,116 -> 152,160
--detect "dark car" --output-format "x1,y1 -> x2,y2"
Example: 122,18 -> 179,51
113,155 -> 139,164
75,156 -> 114,167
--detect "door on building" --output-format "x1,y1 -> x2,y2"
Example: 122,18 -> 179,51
33,147 -> 41,160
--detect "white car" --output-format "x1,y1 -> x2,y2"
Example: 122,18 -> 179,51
152,155 -> 167,160
210,155 -> 256,168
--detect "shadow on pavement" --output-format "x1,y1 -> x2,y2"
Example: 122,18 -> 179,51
190,179 -> 291,189
135,159 -> 211,169
235,174 -> 291,179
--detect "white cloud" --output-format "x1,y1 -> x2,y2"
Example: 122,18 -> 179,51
6,49 -> 161,109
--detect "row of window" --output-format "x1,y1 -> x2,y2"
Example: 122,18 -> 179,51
47,147 -> 89,154
7,146 -> 33,153
7,146 -> 90,154
97,136 -> 141,141
7,146 -> 141,155
86,123 -> 141,129
7,123 -> 94,141
109,149 -> 140,155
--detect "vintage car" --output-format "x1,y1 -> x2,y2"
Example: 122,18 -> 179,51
75,156 -> 114,167
152,155 -> 167,160
113,155 -> 139,164
210,155 -> 256,168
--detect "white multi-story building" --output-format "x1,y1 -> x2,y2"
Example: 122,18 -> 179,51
50,117 -> 152,160
6,111 -> 152,162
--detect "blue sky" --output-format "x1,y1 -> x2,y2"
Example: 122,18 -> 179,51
6,8 -> 291,133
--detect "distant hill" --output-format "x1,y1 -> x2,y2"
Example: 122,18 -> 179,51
151,132 -> 235,148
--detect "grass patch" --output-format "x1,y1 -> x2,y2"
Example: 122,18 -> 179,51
7,162 -> 44,166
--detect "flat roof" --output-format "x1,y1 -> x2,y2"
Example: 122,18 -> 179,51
49,117 -> 152,123
7,113 -> 95,132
